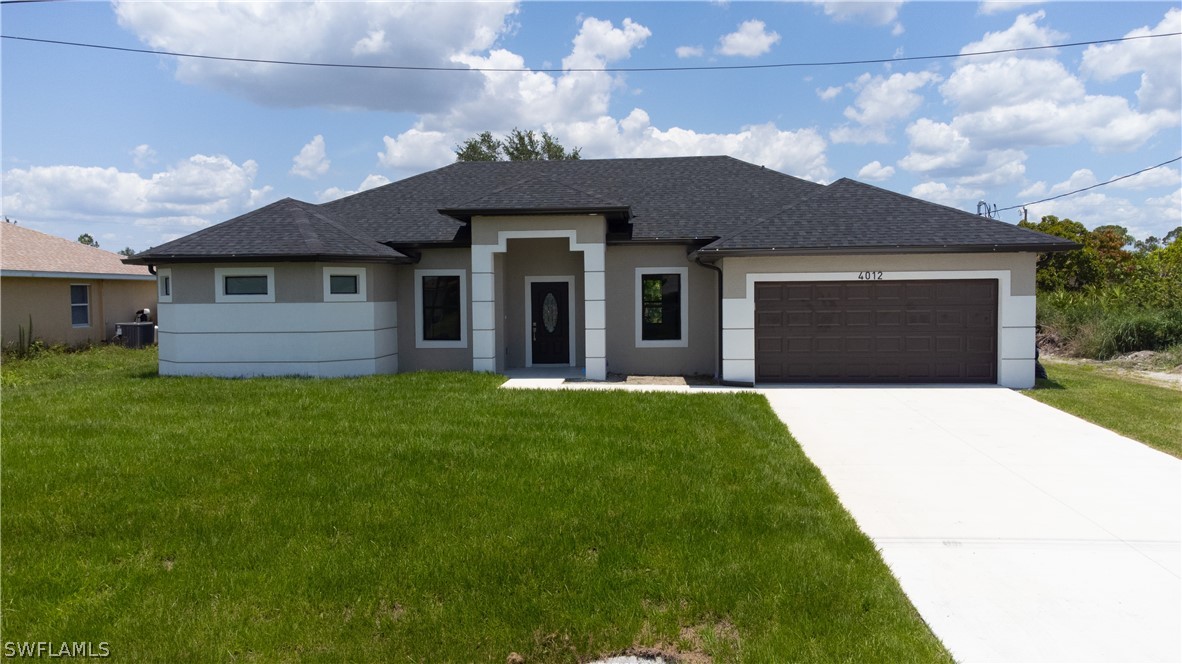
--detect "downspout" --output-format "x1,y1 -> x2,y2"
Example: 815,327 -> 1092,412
147,265 -> 157,275
693,256 -> 724,381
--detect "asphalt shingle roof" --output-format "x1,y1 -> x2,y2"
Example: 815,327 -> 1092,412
700,178 -> 1078,254
131,198 -> 408,262
1,222 -> 153,277
129,156 -> 1076,263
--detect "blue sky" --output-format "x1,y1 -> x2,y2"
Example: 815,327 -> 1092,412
2,1 -> 1179,253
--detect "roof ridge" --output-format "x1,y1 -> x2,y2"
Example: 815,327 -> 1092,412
701,180 -> 835,249
288,198 -> 387,250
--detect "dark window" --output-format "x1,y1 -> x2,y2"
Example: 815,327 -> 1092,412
224,275 -> 268,296
422,275 -> 461,341
70,285 -> 90,326
329,274 -> 358,295
161,276 -> 171,297
641,273 -> 681,341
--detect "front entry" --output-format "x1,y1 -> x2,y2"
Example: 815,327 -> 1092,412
530,281 -> 570,365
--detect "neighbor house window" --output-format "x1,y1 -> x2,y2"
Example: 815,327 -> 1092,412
415,269 -> 467,349
70,284 -> 90,327
635,267 -> 689,347
322,266 -> 367,303
157,268 -> 172,303
214,267 -> 275,303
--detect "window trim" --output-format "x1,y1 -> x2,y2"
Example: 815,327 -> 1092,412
214,267 -> 275,303
70,283 -> 91,328
635,267 -> 689,348
415,268 -> 467,349
322,266 -> 367,303
157,268 -> 172,303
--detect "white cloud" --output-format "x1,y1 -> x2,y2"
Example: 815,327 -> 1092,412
857,161 -> 895,181
1081,8 -> 1182,112
676,45 -> 704,59
941,57 -> 1084,113
113,1 -> 518,112
717,20 -> 781,58
378,128 -> 457,174
555,109 -> 833,182
910,181 -> 985,209
318,174 -> 392,203
830,71 -> 941,144
816,86 -> 843,101
1114,166 -> 1181,191
815,1 -> 903,26
131,144 -> 157,169
1145,188 -> 1182,230
898,118 -> 1026,185
977,1 -> 1043,16
959,10 -> 1066,61
290,135 -> 330,179
1,155 -> 272,240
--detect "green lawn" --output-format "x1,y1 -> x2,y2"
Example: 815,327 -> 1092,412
1,347 -> 950,662
1026,360 -> 1182,459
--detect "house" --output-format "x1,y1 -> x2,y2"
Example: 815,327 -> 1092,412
124,156 -> 1075,388
1,222 -> 156,347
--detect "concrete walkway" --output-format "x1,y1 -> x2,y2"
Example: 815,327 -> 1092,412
761,386 -> 1181,663
500,377 -> 1182,662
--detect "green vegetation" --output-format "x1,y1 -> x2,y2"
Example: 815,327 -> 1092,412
1026,360 -> 1182,459
455,128 -> 581,162
1,347 -> 949,662
1021,216 -> 1182,361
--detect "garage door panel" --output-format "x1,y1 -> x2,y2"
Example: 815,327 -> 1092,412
754,279 -> 997,384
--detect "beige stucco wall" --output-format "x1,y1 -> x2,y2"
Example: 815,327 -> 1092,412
1,276 -> 156,346
395,248 -> 472,372
719,252 -> 1037,298
163,262 -> 396,304
605,245 -> 718,376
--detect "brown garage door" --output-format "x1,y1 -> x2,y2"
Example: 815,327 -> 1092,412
755,279 -> 997,383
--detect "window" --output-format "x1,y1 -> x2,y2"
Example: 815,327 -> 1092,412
70,284 -> 90,327
635,267 -> 689,347
415,269 -> 467,348
330,275 -> 357,294
322,266 -> 367,302
157,268 -> 172,303
214,267 -> 275,303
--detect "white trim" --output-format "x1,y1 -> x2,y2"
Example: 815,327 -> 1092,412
0,270 -> 154,281
69,283 -> 90,328
415,268 -> 468,349
524,275 -> 577,367
214,266 -> 275,303
157,268 -> 173,303
322,266 -> 367,303
635,266 -> 689,348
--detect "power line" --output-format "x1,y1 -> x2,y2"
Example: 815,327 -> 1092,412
2,31 -> 1178,74
997,157 -> 1182,214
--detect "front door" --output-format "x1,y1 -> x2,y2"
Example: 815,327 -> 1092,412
530,281 -> 570,365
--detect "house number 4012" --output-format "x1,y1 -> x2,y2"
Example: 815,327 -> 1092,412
858,271 -> 884,280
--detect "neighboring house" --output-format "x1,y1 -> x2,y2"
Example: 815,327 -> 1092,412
125,156 -> 1075,388
1,222 -> 156,347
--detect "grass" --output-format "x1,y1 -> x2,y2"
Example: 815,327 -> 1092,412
1025,359 -> 1182,459
0,346 -> 950,662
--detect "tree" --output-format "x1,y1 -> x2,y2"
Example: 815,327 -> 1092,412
118,247 -> 137,257
454,128 -> 581,162
1019,215 -> 1103,290
77,233 -> 99,248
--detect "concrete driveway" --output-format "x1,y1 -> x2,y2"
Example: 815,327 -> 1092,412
761,386 -> 1181,663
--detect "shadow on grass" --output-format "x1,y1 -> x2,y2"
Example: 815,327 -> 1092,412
1034,377 -> 1066,390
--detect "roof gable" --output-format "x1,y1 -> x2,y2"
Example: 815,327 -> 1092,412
0,223 -> 153,277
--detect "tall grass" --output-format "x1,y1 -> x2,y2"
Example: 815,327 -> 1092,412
1038,289 -> 1182,360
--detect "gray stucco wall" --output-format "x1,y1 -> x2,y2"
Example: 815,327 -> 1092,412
163,262 -> 397,304
395,248 -> 472,372
605,245 -> 718,377
501,237 -> 586,369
